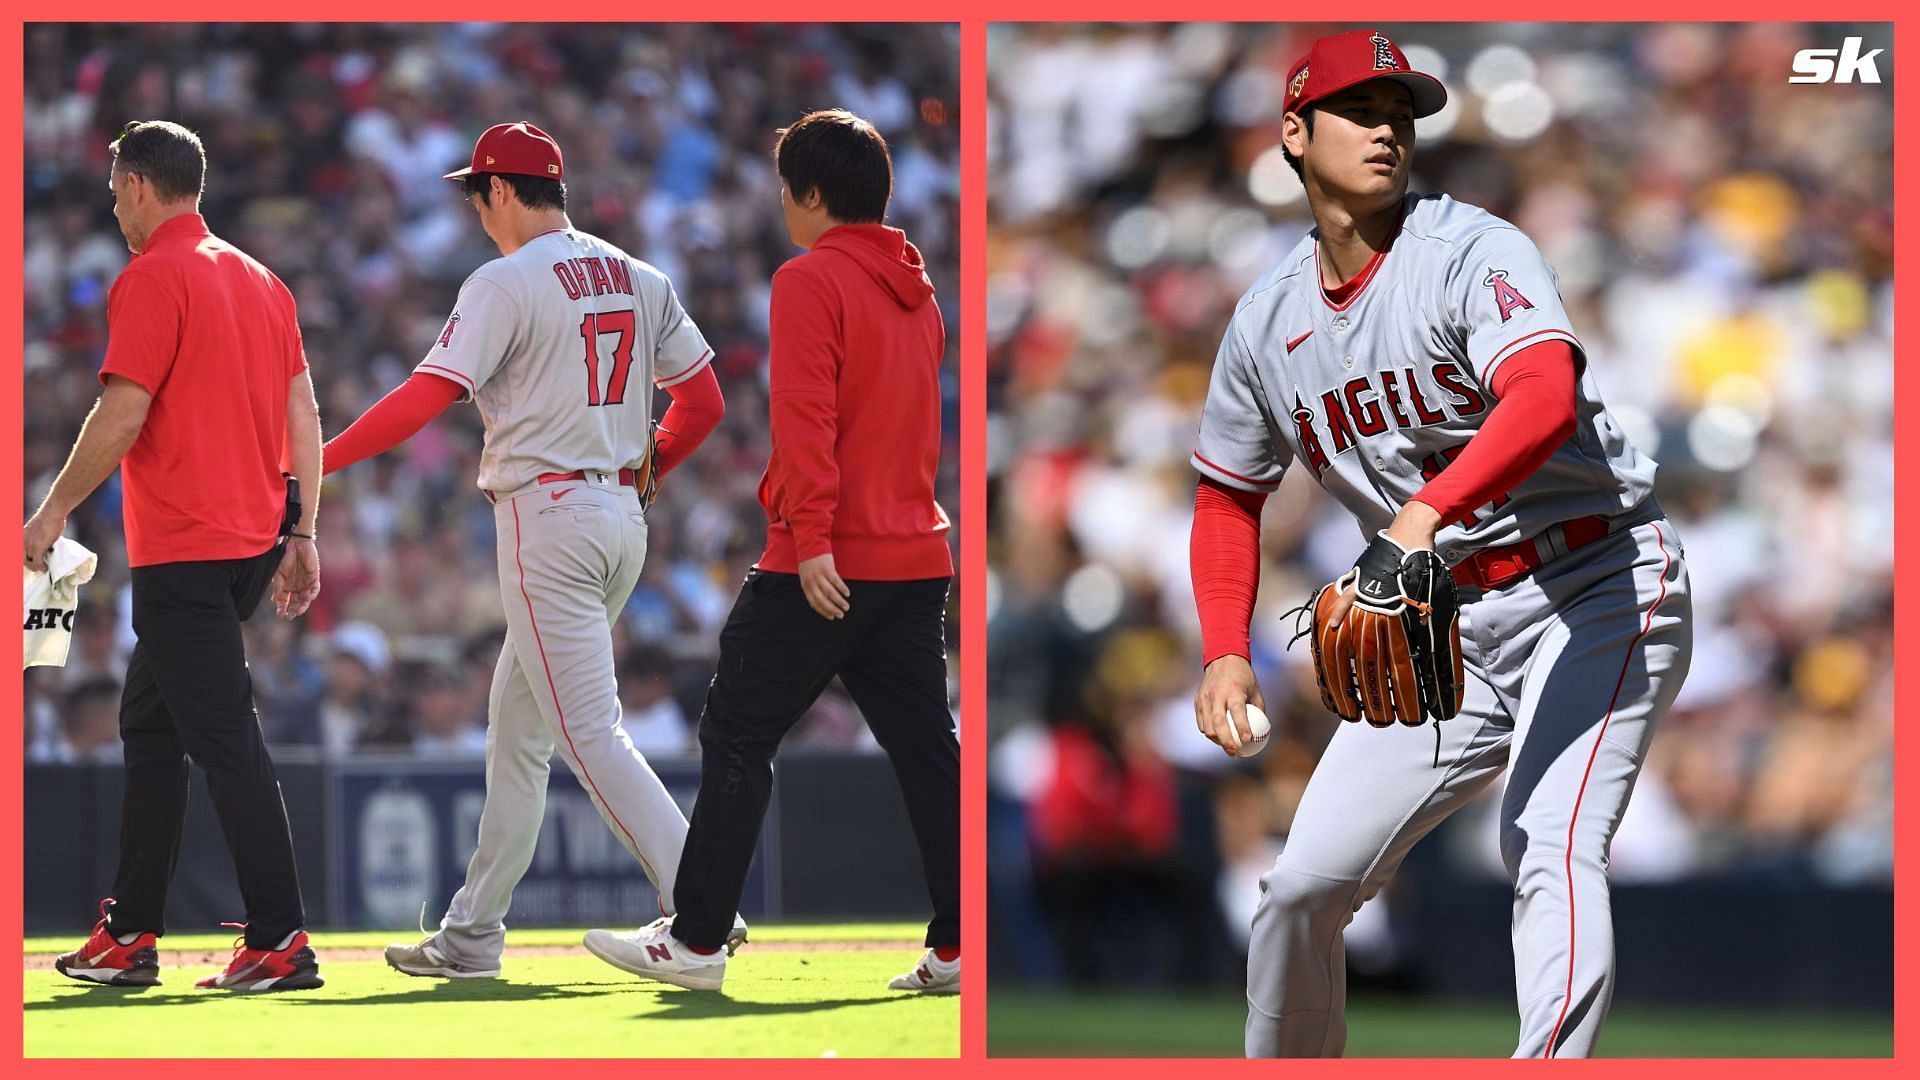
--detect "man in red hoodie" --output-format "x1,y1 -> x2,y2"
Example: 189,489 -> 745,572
584,110 -> 959,995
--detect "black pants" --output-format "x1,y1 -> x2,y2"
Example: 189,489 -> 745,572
108,545 -> 306,949
673,571 -> 959,949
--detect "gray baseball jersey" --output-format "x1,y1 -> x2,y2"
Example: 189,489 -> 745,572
1193,192 -> 1656,552
419,227 -> 713,493
409,225 -> 739,967
1195,193 -> 1694,1058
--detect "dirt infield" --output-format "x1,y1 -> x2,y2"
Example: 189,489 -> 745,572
37,938 -> 923,969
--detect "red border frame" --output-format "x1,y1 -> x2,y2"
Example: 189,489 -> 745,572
4,5 -> 1913,1073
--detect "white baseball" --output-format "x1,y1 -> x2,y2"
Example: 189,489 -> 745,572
1227,703 -> 1272,758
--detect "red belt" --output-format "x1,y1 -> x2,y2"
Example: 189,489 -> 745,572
536,466 -> 647,488
1451,515 -> 1610,592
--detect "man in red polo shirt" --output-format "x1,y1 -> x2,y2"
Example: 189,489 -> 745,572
582,109 -> 960,995
24,120 -> 324,992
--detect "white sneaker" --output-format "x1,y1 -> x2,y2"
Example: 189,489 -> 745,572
725,914 -> 750,956
888,949 -> 960,993
583,919 -> 726,991
384,936 -> 501,979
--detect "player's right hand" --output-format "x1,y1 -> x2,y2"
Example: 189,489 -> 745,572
22,507 -> 65,574
797,552 -> 851,620
1196,654 -> 1266,758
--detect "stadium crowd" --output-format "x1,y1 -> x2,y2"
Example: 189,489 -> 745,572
984,23 -> 1893,985
24,22 -> 960,763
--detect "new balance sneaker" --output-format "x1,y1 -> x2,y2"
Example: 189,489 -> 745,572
54,898 -> 160,987
582,918 -> 726,991
384,934 -> 501,979
888,949 -> 960,993
196,925 -> 324,991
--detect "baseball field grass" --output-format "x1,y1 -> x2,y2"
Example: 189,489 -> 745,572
25,922 -> 956,1058
987,988 -> 1893,1058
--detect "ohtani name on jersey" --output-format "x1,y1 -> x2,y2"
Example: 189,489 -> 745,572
551,256 -> 635,301
1289,361 -> 1487,476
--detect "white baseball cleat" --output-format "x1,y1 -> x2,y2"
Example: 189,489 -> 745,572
888,949 -> 960,993
384,935 -> 502,979
583,918 -> 726,991
725,914 -> 750,956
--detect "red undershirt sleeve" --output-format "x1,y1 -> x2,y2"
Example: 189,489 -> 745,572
322,372 -> 464,475
1410,340 -> 1579,527
652,363 -> 724,478
1191,476 -> 1267,667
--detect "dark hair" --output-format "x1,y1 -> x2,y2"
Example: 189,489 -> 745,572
462,171 -> 567,212
1281,105 -> 1318,182
775,109 -> 892,224
109,120 -> 206,201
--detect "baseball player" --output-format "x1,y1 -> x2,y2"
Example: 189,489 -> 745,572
1189,31 -> 1693,1057
320,122 -> 742,978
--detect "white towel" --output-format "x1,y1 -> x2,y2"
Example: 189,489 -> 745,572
24,537 -> 99,669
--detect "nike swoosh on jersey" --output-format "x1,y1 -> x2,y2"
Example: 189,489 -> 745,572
1286,330 -> 1313,353
550,489 -> 573,501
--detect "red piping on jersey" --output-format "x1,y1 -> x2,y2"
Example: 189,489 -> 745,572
510,499 -> 659,885
1485,328 -> 1580,376
1544,521 -> 1672,1058
417,362 -> 477,396
528,228 -> 569,241
1193,451 -> 1278,491
655,347 -> 715,389
1315,204 -> 1405,312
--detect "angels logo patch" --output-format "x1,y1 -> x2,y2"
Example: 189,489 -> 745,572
1372,33 -> 1399,70
437,313 -> 462,348
1482,269 -> 1535,323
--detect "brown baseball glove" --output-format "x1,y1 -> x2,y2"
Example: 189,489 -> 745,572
640,420 -> 664,509
1298,533 -> 1464,727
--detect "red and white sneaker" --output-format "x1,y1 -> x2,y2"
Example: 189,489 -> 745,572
888,949 -> 960,993
54,898 -> 160,987
195,924 -> 324,992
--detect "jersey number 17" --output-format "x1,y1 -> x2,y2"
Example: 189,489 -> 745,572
578,310 -> 638,406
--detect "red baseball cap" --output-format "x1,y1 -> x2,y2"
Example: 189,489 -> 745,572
1283,29 -> 1447,119
443,121 -> 565,181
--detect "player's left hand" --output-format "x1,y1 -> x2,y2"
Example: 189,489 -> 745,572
798,553 -> 851,620
271,537 -> 322,619
23,507 -> 67,573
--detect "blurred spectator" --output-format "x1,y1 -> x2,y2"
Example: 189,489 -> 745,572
616,645 -> 695,757
54,678 -> 125,765
24,23 -> 959,761
986,22 -> 1893,988
407,663 -> 487,759
315,621 -> 392,757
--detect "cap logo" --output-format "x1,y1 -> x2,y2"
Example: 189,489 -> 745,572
1290,66 -> 1310,99
485,155 -> 496,165
1372,33 -> 1399,70
548,164 -> 559,175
